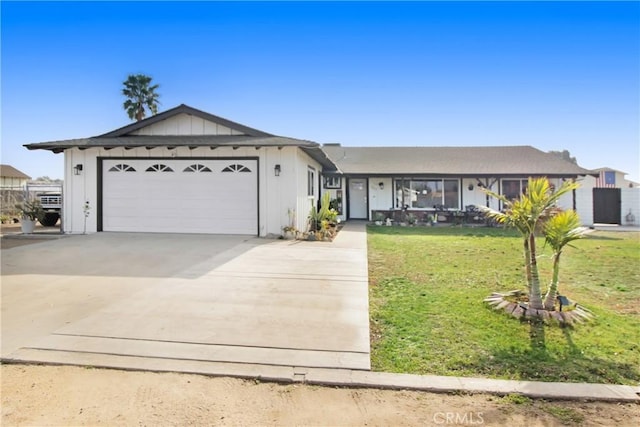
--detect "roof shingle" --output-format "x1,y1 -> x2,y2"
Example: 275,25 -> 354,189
322,145 -> 593,177
0,164 -> 30,179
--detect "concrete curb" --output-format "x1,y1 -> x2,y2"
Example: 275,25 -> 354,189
3,352 -> 639,403
304,369 -> 640,403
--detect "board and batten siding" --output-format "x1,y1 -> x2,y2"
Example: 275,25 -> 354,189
0,176 -> 28,189
130,113 -> 245,136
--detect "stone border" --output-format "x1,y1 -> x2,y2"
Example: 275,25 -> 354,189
484,290 -> 594,325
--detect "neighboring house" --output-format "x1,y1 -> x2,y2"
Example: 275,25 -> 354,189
0,164 -> 30,189
25,104 -> 597,235
0,164 -> 31,217
575,167 -> 640,226
590,167 -> 639,189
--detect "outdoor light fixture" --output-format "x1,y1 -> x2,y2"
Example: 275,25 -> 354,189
378,182 -> 384,190
274,164 -> 281,176
74,164 -> 83,175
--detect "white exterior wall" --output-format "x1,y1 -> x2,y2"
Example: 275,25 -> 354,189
461,178 -> 499,211
621,188 -> 640,226
62,145 -> 312,237
614,170 -> 626,188
64,148 -> 95,234
293,150 -> 321,232
461,178 -> 501,211
368,177 -> 393,216
575,189 -> 594,225
574,175 -> 595,225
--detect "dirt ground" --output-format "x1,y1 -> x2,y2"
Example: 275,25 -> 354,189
1,365 -> 638,426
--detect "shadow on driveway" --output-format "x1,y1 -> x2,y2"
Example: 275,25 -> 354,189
1,232 -> 264,279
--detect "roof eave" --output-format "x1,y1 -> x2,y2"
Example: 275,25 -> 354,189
302,146 -> 339,172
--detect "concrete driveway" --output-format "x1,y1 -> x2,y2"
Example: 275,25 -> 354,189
1,224 -> 370,375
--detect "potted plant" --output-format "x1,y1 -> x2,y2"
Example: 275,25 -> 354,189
15,200 -> 44,234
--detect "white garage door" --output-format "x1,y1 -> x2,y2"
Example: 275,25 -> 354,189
102,159 -> 258,234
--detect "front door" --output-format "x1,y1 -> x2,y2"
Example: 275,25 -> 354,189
348,178 -> 368,219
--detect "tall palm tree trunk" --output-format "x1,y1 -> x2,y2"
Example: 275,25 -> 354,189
523,238 -> 532,291
543,252 -> 562,310
528,233 -> 544,310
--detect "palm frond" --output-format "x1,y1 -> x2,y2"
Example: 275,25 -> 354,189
544,209 -> 588,251
121,74 -> 161,121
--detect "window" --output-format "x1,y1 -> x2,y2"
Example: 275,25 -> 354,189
222,164 -> 251,173
308,167 -> 316,196
502,179 -> 528,200
146,164 -> 174,172
394,178 -> 460,209
323,175 -> 341,189
443,180 -> 459,207
184,164 -> 212,172
108,164 -> 136,172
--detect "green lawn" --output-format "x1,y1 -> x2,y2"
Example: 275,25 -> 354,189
367,225 -> 640,385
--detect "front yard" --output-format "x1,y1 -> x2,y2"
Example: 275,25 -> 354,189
367,226 -> 640,385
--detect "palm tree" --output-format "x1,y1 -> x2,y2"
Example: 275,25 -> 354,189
122,74 -> 160,121
542,209 -> 588,310
482,177 -> 579,310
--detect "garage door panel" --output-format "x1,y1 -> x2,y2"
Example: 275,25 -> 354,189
102,159 -> 257,234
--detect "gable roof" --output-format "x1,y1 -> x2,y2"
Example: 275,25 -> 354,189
23,104 -> 338,170
99,104 -> 273,137
0,164 -> 30,179
322,145 -> 594,177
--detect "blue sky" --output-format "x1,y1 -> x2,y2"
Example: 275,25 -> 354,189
2,1 -> 639,182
